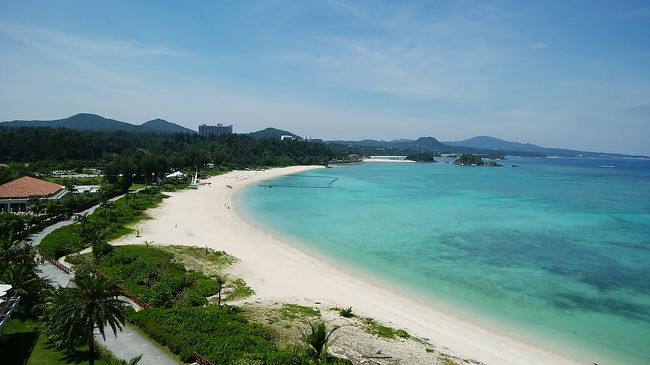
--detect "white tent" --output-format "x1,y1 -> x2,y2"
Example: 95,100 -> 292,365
165,171 -> 186,179
0,284 -> 11,297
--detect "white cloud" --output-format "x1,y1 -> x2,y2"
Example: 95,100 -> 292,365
0,22 -> 187,58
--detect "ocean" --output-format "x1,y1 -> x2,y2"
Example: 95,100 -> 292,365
240,157 -> 650,364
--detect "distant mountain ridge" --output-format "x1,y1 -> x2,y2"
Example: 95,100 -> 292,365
1,113 -> 196,134
445,136 -> 545,152
327,135 -> 642,157
327,136 -> 471,153
443,136 -> 624,157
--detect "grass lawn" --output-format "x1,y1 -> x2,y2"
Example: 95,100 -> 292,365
0,319 -> 107,365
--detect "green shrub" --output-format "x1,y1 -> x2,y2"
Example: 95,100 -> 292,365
179,349 -> 194,363
339,307 -> 354,318
128,306 -> 309,365
94,245 -> 218,308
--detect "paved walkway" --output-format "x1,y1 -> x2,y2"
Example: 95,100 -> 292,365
27,193 -> 124,247
31,194 -> 179,365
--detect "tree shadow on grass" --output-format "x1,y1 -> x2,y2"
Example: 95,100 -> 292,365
41,340 -> 100,364
0,330 -> 40,365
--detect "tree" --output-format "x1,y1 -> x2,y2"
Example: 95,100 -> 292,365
214,275 -> 225,306
303,321 -> 339,365
90,231 -> 110,264
99,200 -> 114,224
43,275 -> 127,365
0,233 -> 48,316
0,233 -> 33,272
75,212 -> 90,236
124,193 -> 133,208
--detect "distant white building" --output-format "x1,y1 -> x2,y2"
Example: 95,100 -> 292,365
73,185 -> 101,194
367,156 -> 407,161
199,123 -> 233,136
280,135 -> 295,141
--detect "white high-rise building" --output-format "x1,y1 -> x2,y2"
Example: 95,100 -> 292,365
198,123 -> 233,136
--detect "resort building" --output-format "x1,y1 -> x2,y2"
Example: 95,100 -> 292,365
0,176 -> 68,213
198,123 -> 233,136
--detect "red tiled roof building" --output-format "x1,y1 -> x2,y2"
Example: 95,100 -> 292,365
0,176 -> 68,212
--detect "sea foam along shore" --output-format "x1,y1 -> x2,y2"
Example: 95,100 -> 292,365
116,165 -> 584,365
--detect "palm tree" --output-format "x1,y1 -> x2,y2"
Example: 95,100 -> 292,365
0,233 -> 39,274
303,321 -> 339,365
44,275 -> 127,365
214,275 -> 225,306
123,193 -> 131,208
99,200 -> 114,224
0,265 -> 41,297
75,212 -> 90,236
88,230 -> 107,264
0,233 -> 47,315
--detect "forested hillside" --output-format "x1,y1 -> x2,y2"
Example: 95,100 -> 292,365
0,127 -> 342,187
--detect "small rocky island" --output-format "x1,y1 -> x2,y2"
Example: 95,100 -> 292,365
406,152 -> 438,162
453,153 -> 502,166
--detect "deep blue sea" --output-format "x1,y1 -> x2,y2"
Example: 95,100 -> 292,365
240,157 -> 650,364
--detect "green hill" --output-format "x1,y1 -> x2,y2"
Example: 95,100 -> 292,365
140,118 -> 195,134
1,113 -> 196,134
248,127 -> 302,140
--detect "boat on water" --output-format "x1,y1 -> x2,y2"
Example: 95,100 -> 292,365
189,171 -> 198,189
512,164 -> 518,167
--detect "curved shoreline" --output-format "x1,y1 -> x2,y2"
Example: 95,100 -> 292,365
116,166 -> 589,365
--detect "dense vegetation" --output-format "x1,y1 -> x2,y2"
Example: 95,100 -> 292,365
128,306 -> 308,365
39,187 -> 166,258
0,127 -> 341,172
90,245 -> 220,308
0,187 -> 121,242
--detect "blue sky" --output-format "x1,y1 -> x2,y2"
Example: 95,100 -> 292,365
0,1 -> 649,154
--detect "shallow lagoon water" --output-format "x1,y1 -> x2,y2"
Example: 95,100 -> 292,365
241,157 -> 650,364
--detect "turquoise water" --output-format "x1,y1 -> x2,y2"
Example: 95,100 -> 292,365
240,157 -> 650,364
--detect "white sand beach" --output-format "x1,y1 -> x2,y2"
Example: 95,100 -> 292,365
116,166 -> 584,365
